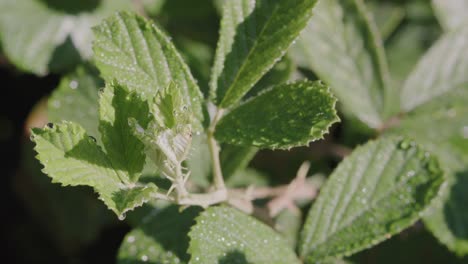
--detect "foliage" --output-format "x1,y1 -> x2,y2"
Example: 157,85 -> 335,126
1,0 -> 467,263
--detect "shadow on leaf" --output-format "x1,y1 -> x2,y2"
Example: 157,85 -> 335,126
48,36 -> 82,73
40,0 -> 101,14
134,205 -> 201,263
444,170 -> 468,240
98,84 -> 150,178
218,250 -> 251,264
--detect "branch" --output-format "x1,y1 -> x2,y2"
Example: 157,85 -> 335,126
207,108 -> 226,191
229,162 -> 319,217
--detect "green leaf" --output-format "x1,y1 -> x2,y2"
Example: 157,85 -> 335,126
176,37 -> 214,97
401,26 -> 468,112
368,2 -> 405,40
386,24 -> 439,89
226,168 -> 268,188
291,0 -> 392,128
142,0 -> 166,16
0,0 -> 130,75
215,80 -> 338,149
246,55 -> 295,99
188,206 -> 300,264
393,86 -> 468,167
48,65 -> 103,139
31,122 -> 159,219
99,83 -> 152,182
210,0 -> 319,108
220,144 -> 258,180
388,86 -> 468,255
92,11 -> 204,129
17,141 -> 115,253
424,171 -> 468,257
274,210 -> 302,248
118,205 -> 200,264
129,83 -> 193,179
299,137 -> 444,262
186,133 -> 212,188
432,0 -> 468,31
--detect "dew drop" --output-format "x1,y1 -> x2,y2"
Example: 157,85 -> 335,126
462,126 -> 468,139
69,80 -> 78,89
118,213 -> 126,221
446,108 -> 457,117
89,136 -> 97,143
427,158 -> 440,173
51,100 -> 61,108
398,140 -> 410,150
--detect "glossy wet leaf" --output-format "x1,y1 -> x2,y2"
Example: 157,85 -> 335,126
299,137 -> 444,262
0,0 -> 130,75
188,206 -> 300,264
210,0 -> 318,108
93,11 -> 204,129
291,0 -> 392,128
401,26 -> 468,111
432,0 -> 468,31
215,81 -> 338,149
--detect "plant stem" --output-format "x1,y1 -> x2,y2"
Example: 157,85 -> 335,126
178,189 -> 227,208
207,108 -> 226,191
174,164 -> 189,198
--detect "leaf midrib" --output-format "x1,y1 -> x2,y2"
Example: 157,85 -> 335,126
220,1 -> 281,106
307,149 -> 422,255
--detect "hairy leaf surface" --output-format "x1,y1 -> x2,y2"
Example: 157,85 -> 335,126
211,0 -> 318,108
93,12 -> 204,128
31,121 -> 158,219
390,86 -> 468,255
99,84 -> 152,182
291,0 -> 392,128
188,206 -> 300,264
215,81 -> 338,149
118,206 -> 200,264
299,137 -> 444,262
